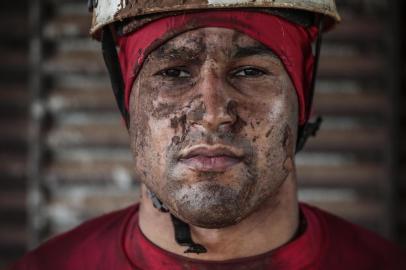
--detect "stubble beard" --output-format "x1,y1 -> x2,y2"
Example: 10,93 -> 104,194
161,140 -> 260,229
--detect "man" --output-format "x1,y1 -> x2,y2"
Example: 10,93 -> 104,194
11,0 -> 406,269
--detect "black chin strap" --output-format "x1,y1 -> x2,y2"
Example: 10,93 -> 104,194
296,16 -> 324,152
170,215 -> 208,254
148,191 -> 207,254
296,116 -> 323,152
101,27 -> 130,128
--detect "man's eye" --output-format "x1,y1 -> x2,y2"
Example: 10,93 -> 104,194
233,68 -> 265,77
159,68 -> 191,78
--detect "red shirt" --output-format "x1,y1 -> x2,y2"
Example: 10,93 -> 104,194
10,203 -> 405,270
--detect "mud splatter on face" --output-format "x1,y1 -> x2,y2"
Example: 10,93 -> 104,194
187,102 -> 205,124
282,125 -> 295,173
265,127 -> 273,138
128,28 -> 298,228
227,100 -> 247,134
170,114 -> 187,136
153,102 -> 177,118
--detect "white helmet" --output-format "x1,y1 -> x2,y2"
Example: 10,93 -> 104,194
89,0 -> 340,39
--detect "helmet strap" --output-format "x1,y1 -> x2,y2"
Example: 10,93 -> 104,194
296,15 -> 324,152
101,26 -> 130,128
147,190 -> 207,254
296,116 -> 323,152
147,189 -> 170,213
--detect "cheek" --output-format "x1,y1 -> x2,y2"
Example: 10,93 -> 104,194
247,117 -> 287,176
128,77 -> 165,184
128,104 -> 152,183
148,117 -> 179,162
239,91 -> 296,194
129,81 -> 192,188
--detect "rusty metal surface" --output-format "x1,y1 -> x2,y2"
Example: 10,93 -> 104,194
297,163 -> 386,188
301,197 -> 385,224
314,92 -> 388,116
305,127 -> 387,152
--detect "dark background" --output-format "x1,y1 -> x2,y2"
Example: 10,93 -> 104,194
0,0 -> 405,267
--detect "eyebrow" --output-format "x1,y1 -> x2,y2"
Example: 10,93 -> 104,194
152,44 -> 277,62
154,43 -> 204,61
233,45 -> 278,59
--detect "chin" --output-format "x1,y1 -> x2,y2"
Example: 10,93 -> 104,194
183,212 -> 241,229
175,203 -> 243,229
164,180 -> 253,229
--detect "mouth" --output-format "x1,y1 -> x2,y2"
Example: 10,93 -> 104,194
178,145 -> 244,172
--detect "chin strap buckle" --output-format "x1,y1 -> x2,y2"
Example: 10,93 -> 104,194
147,190 -> 169,213
148,190 -> 207,254
171,215 -> 208,254
296,16 -> 324,152
296,116 -> 323,152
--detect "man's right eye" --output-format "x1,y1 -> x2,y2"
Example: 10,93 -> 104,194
158,68 -> 191,78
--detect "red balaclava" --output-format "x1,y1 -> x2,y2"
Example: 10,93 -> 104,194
117,10 -> 318,125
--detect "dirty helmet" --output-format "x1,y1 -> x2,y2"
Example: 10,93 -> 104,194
89,0 -> 340,38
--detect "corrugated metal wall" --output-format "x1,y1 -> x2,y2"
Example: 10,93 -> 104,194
37,0 -> 138,239
0,0 -> 404,267
299,0 -> 396,237
0,1 -> 30,267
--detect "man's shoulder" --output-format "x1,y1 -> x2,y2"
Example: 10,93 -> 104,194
10,204 -> 139,270
301,203 -> 406,269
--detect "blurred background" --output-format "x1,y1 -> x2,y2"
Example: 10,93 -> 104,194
0,0 -> 405,267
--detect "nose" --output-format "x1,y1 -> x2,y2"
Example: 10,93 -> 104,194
199,70 -> 237,132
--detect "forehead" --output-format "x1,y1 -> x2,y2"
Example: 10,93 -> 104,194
153,27 -> 267,56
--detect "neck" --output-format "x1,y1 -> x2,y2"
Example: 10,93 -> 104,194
138,173 -> 299,261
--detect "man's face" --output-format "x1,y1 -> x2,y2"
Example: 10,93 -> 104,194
129,28 -> 298,228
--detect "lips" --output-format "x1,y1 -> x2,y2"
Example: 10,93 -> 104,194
179,145 -> 243,172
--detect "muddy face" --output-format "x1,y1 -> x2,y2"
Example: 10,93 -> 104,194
129,28 -> 298,228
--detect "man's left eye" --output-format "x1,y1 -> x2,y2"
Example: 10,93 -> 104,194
159,68 -> 191,78
233,68 -> 265,77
